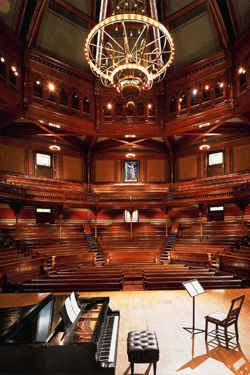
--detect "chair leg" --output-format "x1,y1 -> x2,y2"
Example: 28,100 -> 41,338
130,362 -> 134,375
224,327 -> 229,349
205,319 -> 208,341
235,322 -> 239,342
153,361 -> 157,375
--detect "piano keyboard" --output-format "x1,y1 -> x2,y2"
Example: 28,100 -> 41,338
97,315 -> 119,366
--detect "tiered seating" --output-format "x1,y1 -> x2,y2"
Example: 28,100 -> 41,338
231,245 -> 250,258
171,222 -> 250,280
0,224 -> 95,291
1,224 -> 92,258
0,258 -> 46,291
175,222 -> 250,248
218,254 -> 250,283
97,223 -> 166,264
143,267 -> 243,290
21,267 -> 124,292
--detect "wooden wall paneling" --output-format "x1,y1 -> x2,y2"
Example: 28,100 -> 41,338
178,155 -> 198,181
0,144 -> 25,174
62,155 -> 83,181
146,159 -> 166,182
94,159 -> 115,183
233,144 -> 250,173
225,147 -> 231,174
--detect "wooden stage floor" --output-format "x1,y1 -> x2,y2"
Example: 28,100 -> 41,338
0,288 -> 249,375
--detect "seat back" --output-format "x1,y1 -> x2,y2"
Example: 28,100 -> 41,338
226,294 -> 245,323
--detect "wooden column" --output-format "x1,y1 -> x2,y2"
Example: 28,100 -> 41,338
9,202 -> 25,239
127,209 -> 135,237
91,208 -> 99,238
235,199 -> 249,238
95,215 -> 97,238
57,205 -> 64,241
162,206 -> 170,238
198,204 -> 206,242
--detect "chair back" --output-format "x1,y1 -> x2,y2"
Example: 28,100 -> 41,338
226,294 -> 245,323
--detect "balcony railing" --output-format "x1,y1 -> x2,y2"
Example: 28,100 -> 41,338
0,179 -> 247,209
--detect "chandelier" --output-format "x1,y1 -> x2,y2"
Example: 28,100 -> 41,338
85,0 -> 174,109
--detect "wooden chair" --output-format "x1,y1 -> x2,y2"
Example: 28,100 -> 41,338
205,294 -> 245,349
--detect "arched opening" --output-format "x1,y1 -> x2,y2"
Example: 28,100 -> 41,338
72,92 -> 79,109
180,93 -> 187,110
115,101 -> 122,117
83,97 -> 90,113
33,81 -> 42,98
170,97 -> 176,113
60,89 -> 67,106
215,80 -> 223,98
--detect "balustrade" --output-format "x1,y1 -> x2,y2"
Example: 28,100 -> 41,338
1,178 -> 249,211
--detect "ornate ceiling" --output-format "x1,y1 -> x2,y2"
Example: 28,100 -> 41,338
0,0 -> 250,161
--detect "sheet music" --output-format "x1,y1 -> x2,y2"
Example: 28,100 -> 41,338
65,297 -> 78,323
182,279 -> 205,297
70,292 -> 81,316
192,279 -> 205,294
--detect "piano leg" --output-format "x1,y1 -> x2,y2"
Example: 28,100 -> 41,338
153,361 -> 157,375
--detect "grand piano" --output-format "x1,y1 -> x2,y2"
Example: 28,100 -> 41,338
0,293 -> 120,374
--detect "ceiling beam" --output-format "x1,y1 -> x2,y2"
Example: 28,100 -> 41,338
208,0 -> 229,49
52,0 -> 97,25
162,0 -> 207,25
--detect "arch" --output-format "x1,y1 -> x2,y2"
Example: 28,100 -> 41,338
115,101 -> 122,116
33,80 -> 42,98
215,80 -> 223,98
72,92 -> 79,109
202,83 -> 211,102
9,70 -> 16,86
239,70 -> 247,87
0,55 -> 6,78
104,101 -> 112,116
138,100 -> 145,116
148,101 -> 155,116
191,88 -> 199,106
60,88 -> 67,106
180,93 -> 187,110
83,96 -> 90,113
170,96 -> 176,113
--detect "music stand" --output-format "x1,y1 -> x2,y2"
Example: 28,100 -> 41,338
182,279 -> 205,338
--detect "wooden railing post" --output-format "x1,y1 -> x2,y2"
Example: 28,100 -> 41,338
59,214 -> 63,240
199,212 -> 203,242
95,215 -> 97,238
9,202 -> 25,240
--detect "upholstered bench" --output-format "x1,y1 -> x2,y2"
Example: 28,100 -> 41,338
127,330 -> 159,375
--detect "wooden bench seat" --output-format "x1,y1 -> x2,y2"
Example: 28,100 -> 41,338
0,258 -> 46,291
169,252 -> 210,267
218,255 -> 250,281
104,250 -> 161,264
21,280 -> 124,292
143,276 -> 243,290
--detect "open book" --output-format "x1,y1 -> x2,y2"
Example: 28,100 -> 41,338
182,279 -> 205,298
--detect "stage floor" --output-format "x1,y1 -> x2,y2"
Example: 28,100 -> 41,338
0,288 -> 249,375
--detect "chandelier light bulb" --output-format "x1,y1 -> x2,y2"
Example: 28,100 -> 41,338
48,83 -> 55,91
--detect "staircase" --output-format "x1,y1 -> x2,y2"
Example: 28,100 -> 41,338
85,233 -> 105,264
160,232 -> 177,263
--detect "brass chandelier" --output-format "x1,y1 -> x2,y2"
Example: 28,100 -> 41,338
85,0 -> 174,109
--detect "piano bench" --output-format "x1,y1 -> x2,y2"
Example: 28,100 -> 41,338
127,330 -> 159,375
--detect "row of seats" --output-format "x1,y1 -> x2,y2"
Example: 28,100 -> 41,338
143,267 -> 243,290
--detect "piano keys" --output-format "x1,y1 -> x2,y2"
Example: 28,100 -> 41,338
0,293 -> 120,374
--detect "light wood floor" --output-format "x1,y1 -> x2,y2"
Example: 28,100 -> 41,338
0,289 -> 250,375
